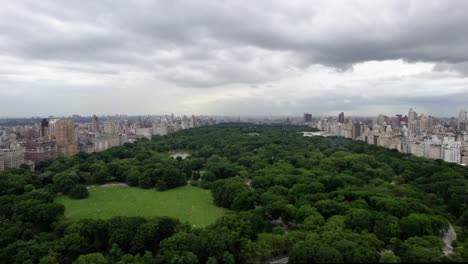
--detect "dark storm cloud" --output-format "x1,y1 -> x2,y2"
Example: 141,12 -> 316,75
434,62 -> 468,75
1,0 -> 468,87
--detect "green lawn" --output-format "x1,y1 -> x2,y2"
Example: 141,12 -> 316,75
55,185 -> 226,227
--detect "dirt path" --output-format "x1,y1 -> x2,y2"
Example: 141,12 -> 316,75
442,223 -> 456,255
100,182 -> 129,188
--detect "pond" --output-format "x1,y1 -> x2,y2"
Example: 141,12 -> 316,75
169,151 -> 191,159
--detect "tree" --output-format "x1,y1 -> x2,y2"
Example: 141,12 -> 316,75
107,217 -> 146,252
314,199 -> 348,218
52,171 -> 79,194
39,251 -> 60,264
399,236 -> 443,263
374,216 -> 401,243
205,155 -> 236,179
130,217 -> 179,254
73,253 -> 107,264
161,168 -> 186,189
379,252 -> 401,263
289,240 -> 343,264
211,178 -> 255,210
126,168 -> 140,186
69,185 -> 89,199
314,245 -> 344,263
90,163 -> 110,184
344,209 -> 373,232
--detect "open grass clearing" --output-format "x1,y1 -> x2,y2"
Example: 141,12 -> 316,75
55,185 -> 226,227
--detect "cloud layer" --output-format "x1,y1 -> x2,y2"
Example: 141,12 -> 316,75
0,0 -> 467,117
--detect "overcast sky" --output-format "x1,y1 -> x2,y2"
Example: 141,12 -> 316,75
1,0 -> 467,117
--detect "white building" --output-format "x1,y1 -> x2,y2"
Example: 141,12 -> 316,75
442,137 -> 461,164
0,147 -> 25,171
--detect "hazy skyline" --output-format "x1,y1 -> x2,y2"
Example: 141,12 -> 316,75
1,0 -> 467,117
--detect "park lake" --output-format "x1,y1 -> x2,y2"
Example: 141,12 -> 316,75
169,150 -> 191,159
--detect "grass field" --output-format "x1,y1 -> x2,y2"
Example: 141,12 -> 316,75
55,185 -> 226,227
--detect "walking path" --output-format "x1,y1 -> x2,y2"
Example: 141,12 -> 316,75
442,223 -> 456,255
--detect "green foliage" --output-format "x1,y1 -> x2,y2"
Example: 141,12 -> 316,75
399,236 -> 443,262
73,253 -> 107,264
0,123 -> 466,263
344,209 -> 373,232
379,252 -> 401,263
400,213 -> 448,238
289,240 -> 343,263
69,185 -> 89,199
211,178 -> 255,210
52,171 -> 80,194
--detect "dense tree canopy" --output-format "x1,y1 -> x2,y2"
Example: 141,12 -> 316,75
0,123 -> 467,263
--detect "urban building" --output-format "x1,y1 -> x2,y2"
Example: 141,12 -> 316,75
0,147 -> 25,170
408,108 -> 418,133
314,109 -> 468,166
338,112 -> 345,123
40,118 -> 49,139
49,119 -> 79,157
459,110 -> 467,132
23,141 -> 59,164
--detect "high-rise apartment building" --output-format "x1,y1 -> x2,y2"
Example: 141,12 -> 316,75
338,112 -> 345,123
460,146 -> 468,166
303,113 -> 312,123
40,118 -> 49,139
459,109 -> 467,132
0,147 -> 25,171
104,118 -> 118,135
408,108 -> 418,132
103,117 -> 120,147
376,114 -> 387,126
418,114 -> 427,132
352,122 -> 363,139
442,137 -> 461,164
92,115 -> 99,132
50,119 -> 79,157
0,152 -> 4,171
23,141 -> 59,164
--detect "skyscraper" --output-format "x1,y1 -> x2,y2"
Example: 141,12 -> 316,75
103,117 -> 120,147
50,119 -> 78,157
303,113 -> 312,122
0,151 -> 4,171
408,108 -> 418,132
352,122 -> 363,139
338,112 -> 345,123
418,114 -> 427,133
40,118 -> 49,139
104,117 -> 118,135
458,109 -> 467,132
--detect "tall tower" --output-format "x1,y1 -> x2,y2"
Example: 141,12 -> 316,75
40,118 -> 49,139
459,109 -> 467,132
50,120 -> 78,157
303,113 -> 312,122
92,115 -> 99,132
418,114 -> 427,133
338,112 -> 345,123
408,108 -> 418,132
104,117 -> 117,135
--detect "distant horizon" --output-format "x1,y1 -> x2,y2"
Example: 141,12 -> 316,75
0,111 -> 463,120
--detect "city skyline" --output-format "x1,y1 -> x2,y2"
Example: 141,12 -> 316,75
1,106 -> 468,120
2,106 -> 468,171
1,0 -> 468,117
